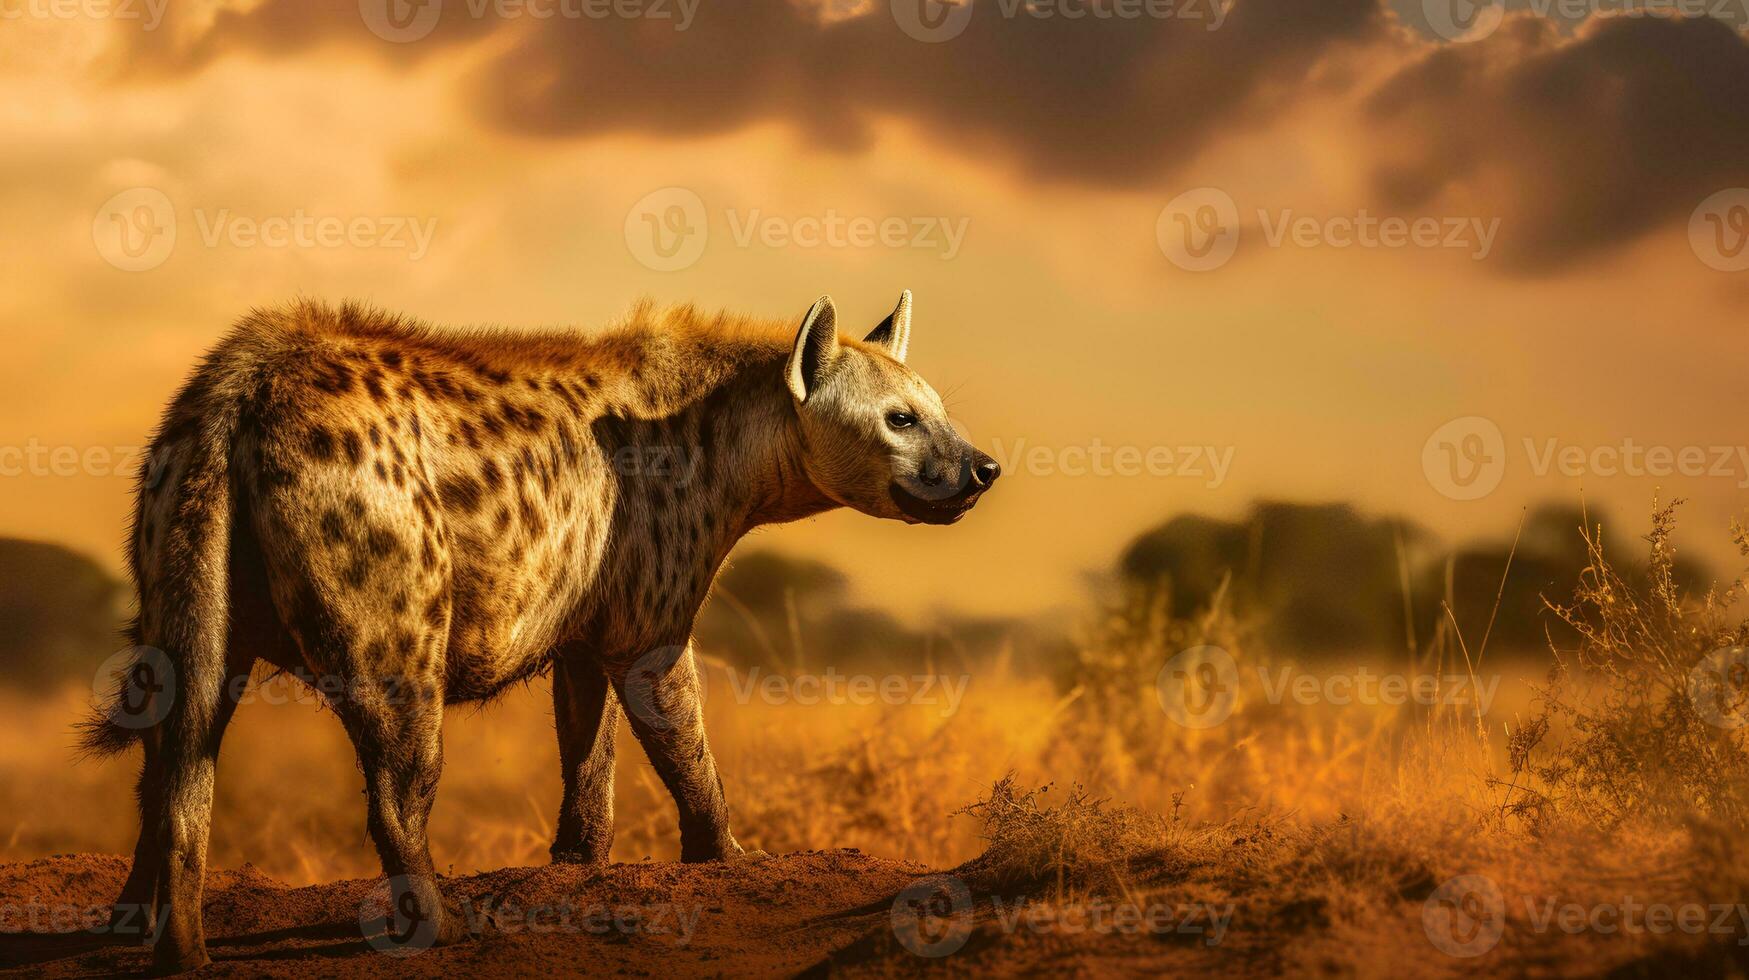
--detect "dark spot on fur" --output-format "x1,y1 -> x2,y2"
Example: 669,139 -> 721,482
365,526 -> 401,558
479,411 -> 504,441
341,429 -> 365,466
439,475 -> 484,513
306,426 -> 336,461
315,362 -> 355,394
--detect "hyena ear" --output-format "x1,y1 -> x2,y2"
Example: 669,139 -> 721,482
864,289 -> 912,363
786,295 -> 840,403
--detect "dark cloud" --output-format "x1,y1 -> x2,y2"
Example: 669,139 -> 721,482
111,2 -> 1749,271
116,0 -> 1384,186
1367,14 -> 1749,271
462,0 -> 1385,186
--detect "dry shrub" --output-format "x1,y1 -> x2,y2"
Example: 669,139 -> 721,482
1506,500 -> 1749,829
950,775 -> 1173,897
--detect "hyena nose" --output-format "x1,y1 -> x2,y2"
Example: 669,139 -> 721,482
972,455 -> 1001,488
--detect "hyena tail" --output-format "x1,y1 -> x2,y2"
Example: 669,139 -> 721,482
73,614 -> 149,756
78,373 -> 244,761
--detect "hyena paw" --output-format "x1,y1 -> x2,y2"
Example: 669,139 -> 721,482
681,837 -> 763,863
433,905 -> 470,947
550,848 -> 612,867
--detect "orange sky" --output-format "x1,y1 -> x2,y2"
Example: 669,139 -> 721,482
3,1 -> 1748,618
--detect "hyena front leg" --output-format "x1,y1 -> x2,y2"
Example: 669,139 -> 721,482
550,654 -> 621,865
614,646 -> 750,863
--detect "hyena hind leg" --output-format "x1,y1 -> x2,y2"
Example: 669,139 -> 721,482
111,558 -> 289,946
106,741 -> 163,942
141,646 -> 248,973
334,670 -> 467,950
551,654 -> 621,865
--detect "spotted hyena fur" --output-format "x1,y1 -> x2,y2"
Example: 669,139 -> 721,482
83,292 -> 999,971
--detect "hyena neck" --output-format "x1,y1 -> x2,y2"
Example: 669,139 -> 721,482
579,335 -> 837,629
608,363 -> 832,523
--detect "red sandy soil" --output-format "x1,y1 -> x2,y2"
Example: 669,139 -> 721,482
0,852 -> 1243,977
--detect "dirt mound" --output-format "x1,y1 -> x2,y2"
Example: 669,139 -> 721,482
0,851 -> 925,976
0,848 -> 1263,977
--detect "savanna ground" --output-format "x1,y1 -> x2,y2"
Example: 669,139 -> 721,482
3,506 -> 1749,976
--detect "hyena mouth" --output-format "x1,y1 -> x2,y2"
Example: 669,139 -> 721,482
888,481 -> 984,525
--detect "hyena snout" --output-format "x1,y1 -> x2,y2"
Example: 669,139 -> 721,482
894,447 -> 1000,524
917,449 -> 1000,490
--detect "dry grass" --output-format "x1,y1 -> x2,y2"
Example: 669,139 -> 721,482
3,506 -> 1748,972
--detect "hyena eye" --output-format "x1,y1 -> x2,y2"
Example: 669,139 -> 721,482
886,411 -> 917,431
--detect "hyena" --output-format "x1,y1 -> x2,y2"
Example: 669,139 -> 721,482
81,291 -> 998,971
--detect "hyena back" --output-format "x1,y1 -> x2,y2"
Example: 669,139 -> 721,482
83,292 -> 999,971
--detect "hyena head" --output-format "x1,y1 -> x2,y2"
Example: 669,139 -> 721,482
784,290 -> 999,525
